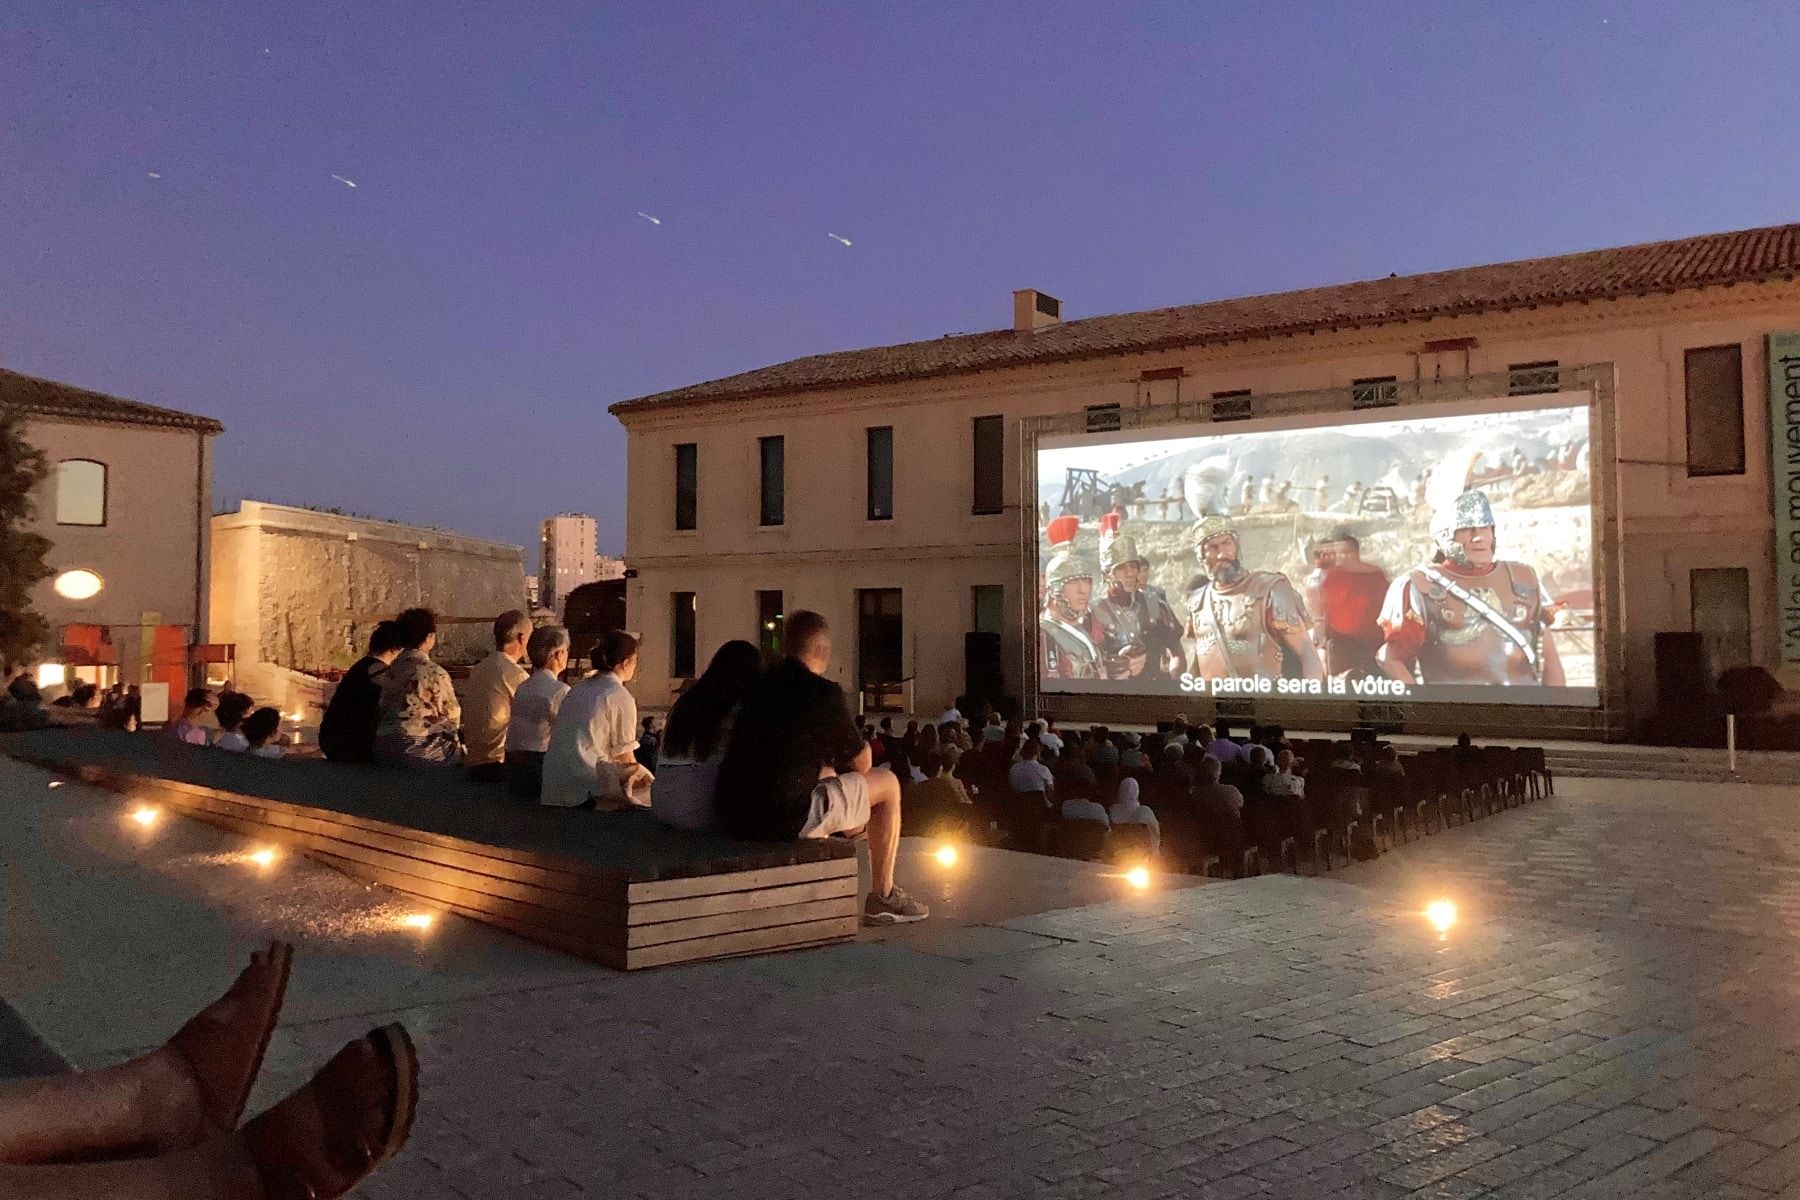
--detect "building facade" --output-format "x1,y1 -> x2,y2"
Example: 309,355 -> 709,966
211,501 -> 526,715
5,368 -> 219,692
611,224 -> 1800,737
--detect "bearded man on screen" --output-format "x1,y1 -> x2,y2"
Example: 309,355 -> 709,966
1376,488 -> 1564,687
1183,516 -> 1323,682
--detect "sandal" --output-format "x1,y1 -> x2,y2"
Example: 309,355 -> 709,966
244,1023 -> 419,1200
168,940 -> 295,1130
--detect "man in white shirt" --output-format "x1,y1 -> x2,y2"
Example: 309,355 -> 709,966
1031,720 -> 1064,757
937,704 -> 962,726
462,610 -> 531,783
505,625 -> 571,800
1262,748 -> 1306,798
1007,738 -> 1055,795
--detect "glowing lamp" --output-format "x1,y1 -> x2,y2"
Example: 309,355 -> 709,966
47,781 -> 64,789
934,843 -> 958,867
249,848 -> 278,868
53,569 -> 103,600
1125,866 -> 1151,890
35,663 -> 66,689
401,913 -> 435,930
130,806 -> 160,827
1425,899 -> 1458,934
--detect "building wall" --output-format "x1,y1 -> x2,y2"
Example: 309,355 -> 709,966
618,282 -> 1800,732
22,417 -> 212,684
211,501 -> 525,710
541,513 -> 599,607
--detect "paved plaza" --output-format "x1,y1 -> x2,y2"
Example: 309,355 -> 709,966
6,758 -> 1800,1197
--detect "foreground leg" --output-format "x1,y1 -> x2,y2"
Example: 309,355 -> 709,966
0,1137 -> 260,1200
860,770 -> 928,926
0,942 -> 292,1165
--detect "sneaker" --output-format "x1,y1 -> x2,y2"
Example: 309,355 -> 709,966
863,885 -> 930,926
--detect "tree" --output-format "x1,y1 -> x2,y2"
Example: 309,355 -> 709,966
0,405 -> 52,673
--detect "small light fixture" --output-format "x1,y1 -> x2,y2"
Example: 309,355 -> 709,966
36,663 -> 66,689
401,912 -> 434,930
934,843 -> 958,867
47,780 -> 64,789
249,847 -> 278,868
1425,899 -> 1458,934
53,569 -> 103,600
1125,865 -> 1151,890
130,805 -> 160,827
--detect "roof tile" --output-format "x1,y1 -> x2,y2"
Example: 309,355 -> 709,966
0,368 -> 223,433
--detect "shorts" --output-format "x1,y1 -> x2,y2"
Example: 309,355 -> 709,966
797,772 -> 872,839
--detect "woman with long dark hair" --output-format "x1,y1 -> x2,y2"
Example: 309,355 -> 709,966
652,640 -> 762,832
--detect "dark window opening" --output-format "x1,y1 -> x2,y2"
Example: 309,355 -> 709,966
1685,344 -> 1745,477
972,415 -> 1004,515
857,588 -> 904,713
758,435 -> 785,526
674,443 -> 697,531
866,426 -> 894,520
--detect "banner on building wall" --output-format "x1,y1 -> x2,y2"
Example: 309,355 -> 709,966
1769,332 -> 1800,665
1034,396 -> 1598,706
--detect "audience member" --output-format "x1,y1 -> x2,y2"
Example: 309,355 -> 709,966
637,716 -> 661,774
1262,748 -> 1306,797
461,610 -> 530,784
1330,743 -> 1363,773
714,611 -> 928,926
1371,744 -> 1406,778
1090,727 -> 1120,771
1195,754 -> 1245,817
375,609 -> 463,769
0,676 -> 50,731
1119,733 -> 1144,772
504,625 -> 571,800
652,640 -> 761,832
908,750 -> 973,833
1060,777 -> 1111,826
1007,738 -> 1055,795
214,691 -> 256,752
1109,777 -> 1161,854
1206,719 -> 1246,765
243,707 -> 285,758
1032,719 -> 1064,757
319,621 -> 403,764
166,688 -> 215,746
542,630 -> 649,809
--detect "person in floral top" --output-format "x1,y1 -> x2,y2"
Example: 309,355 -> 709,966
375,608 -> 463,768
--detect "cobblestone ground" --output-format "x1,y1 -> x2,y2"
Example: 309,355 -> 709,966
10,758 -> 1800,1198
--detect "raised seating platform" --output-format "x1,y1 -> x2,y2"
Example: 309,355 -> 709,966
0,728 -> 858,970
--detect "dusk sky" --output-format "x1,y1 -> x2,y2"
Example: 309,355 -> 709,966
4,2 -> 1795,564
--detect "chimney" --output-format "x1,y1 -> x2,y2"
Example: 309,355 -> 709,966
1013,288 -> 1062,332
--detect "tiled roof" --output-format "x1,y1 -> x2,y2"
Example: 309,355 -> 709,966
612,222 -> 1800,415
0,368 -> 223,433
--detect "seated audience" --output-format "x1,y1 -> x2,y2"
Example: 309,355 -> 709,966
504,625 -> 571,800
1031,719 -> 1064,757
461,610 -> 530,783
1109,777 -> 1160,854
714,611 -> 928,926
1369,744 -> 1406,778
1331,743 -> 1363,773
542,630 -> 650,809
1262,748 -> 1307,796
636,716 -> 661,774
0,676 -> 51,731
1206,719 -> 1246,765
1119,733 -> 1144,773
1007,737 -> 1055,795
1060,783 -> 1111,826
166,688 -> 215,745
651,639 -> 761,832
243,706 -> 285,758
1090,727 -> 1120,772
375,609 -> 463,769
214,691 -> 257,752
1195,753 -> 1244,817
319,621 -> 403,764
908,750 -> 973,834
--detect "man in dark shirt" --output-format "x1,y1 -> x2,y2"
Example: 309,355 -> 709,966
319,621 -> 403,763
715,611 -> 928,926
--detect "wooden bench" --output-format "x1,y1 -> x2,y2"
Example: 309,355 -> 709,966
0,729 -> 859,971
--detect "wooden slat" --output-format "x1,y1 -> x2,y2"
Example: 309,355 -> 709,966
627,857 -> 855,903
623,916 -> 859,970
627,898 -> 856,949
628,876 -> 858,926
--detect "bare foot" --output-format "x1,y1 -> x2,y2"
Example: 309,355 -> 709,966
165,941 -> 295,1133
242,1024 -> 418,1200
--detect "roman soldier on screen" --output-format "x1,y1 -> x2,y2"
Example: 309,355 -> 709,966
1040,515 -> 1103,681
1183,515 -> 1324,681
1376,485 -> 1565,687
1303,527 -> 1391,679
1091,516 -> 1184,681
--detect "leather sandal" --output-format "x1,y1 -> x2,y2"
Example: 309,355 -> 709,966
168,940 -> 295,1130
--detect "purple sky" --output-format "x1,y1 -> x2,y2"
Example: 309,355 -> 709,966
4,2 -> 1795,564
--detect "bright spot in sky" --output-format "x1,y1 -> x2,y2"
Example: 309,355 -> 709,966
1426,899 -> 1458,933
636,212 -> 662,226
1125,866 -> 1151,890
330,174 -> 357,188
934,844 -> 958,867
827,232 -> 853,247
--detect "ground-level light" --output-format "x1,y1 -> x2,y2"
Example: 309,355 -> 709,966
248,847 -> 278,868
1425,899 -> 1458,934
401,912 -> 435,930
1125,865 -> 1151,890
934,843 -> 958,867
129,805 -> 160,827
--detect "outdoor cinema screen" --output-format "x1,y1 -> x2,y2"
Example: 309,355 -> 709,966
1035,397 -> 1598,707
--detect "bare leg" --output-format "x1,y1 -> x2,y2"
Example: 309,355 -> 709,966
864,766 -> 903,897
0,1051 -> 206,1166
0,1136 -> 259,1200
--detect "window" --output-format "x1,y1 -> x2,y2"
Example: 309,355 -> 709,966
673,443 -> 697,531
756,590 -> 784,663
671,592 -> 696,678
55,460 -> 107,526
1351,376 -> 1399,410
866,426 -> 894,520
1085,403 -> 1121,432
1508,361 -> 1560,396
972,415 -> 1004,515
972,585 -> 1005,635
857,588 -> 904,713
1685,344 -> 1745,477
758,436 -> 785,526
1690,567 -> 1750,677
1210,389 -> 1252,421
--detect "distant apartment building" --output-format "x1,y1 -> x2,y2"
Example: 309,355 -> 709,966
5,367 -> 220,693
539,513 -> 624,610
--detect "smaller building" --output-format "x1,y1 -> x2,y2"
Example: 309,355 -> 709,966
5,367 -> 220,693
540,512 -> 624,609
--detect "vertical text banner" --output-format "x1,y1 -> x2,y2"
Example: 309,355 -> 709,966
1770,331 -> 1800,665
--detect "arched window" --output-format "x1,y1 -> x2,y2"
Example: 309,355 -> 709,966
56,460 -> 107,526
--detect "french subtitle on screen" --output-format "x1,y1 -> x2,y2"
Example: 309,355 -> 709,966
1177,673 -> 1409,698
